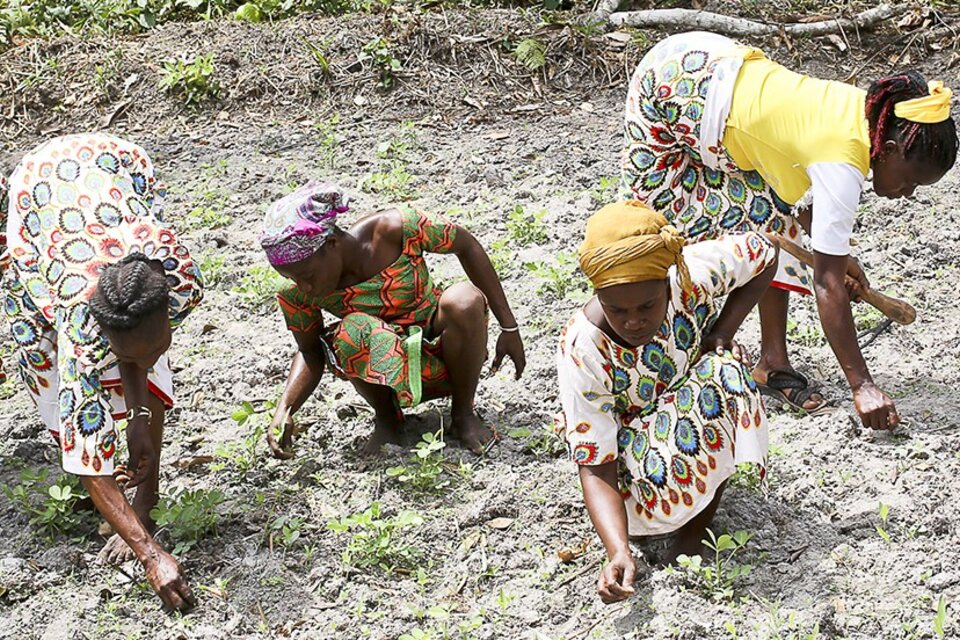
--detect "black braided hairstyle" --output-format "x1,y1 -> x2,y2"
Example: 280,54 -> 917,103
866,71 -> 958,171
89,253 -> 169,330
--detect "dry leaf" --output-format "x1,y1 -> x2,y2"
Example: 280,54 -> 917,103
459,531 -> 482,553
172,455 -> 215,470
486,517 -> 514,530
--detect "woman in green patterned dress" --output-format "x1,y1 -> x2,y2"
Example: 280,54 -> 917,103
260,182 -> 526,455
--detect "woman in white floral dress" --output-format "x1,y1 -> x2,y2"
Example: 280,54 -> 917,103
557,200 -> 777,603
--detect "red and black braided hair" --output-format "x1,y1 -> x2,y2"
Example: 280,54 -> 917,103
866,71 -> 958,171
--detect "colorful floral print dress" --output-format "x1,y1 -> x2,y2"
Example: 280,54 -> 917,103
557,233 -> 776,536
2,133 -> 203,476
622,32 -> 812,294
277,208 -> 463,409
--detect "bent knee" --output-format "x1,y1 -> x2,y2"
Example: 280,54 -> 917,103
439,283 -> 487,324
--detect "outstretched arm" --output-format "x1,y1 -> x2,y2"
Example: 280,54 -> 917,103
813,251 -> 899,429
81,476 -> 194,611
579,463 -> 637,604
268,330 -> 326,459
449,227 -> 526,378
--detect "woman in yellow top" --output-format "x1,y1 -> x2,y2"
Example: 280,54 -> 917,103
623,31 -> 958,428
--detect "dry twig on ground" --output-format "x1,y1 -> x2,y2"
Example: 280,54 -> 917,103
605,3 -> 908,38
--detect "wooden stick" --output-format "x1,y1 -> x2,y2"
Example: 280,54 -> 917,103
772,237 -> 917,326
607,4 -> 907,38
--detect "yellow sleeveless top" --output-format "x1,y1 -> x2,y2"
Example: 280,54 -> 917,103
721,55 -> 870,204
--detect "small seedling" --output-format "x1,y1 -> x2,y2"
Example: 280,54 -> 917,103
675,529 -> 753,601
270,515 -> 304,548
590,175 -> 622,204
360,37 -> 401,89
314,113 -> 341,169
3,469 -> 89,540
386,431 -> 451,493
197,252 -> 230,287
233,265 -> 287,311
327,502 -> 423,573
506,205 -> 548,246
934,595 -> 948,639
361,161 -> 416,201
213,399 -> 276,475
506,423 -> 565,457
876,502 -> 891,543
158,53 -> 219,105
524,251 -> 587,300
150,488 -> 224,555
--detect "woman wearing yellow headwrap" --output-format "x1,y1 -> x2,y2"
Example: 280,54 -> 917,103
556,201 -> 779,603
623,32 -> 958,428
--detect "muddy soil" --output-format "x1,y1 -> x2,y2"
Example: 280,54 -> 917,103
1,4 -> 959,640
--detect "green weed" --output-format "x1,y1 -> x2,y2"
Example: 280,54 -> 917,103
728,463 -> 765,493
506,205 -> 548,246
506,423 -> 565,457
675,529 -> 753,601
234,265 -> 287,310
524,251 -> 587,300
376,121 -> 419,160
197,252 -> 231,287
590,175 -> 622,205
361,161 -> 417,201
158,53 -> 219,106
360,37 -> 401,89
270,515 -> 304,548
301,36 -> 332,75
514,38 -> 546,71
2,470 -> 88,540
150,488 -> 224,555
876,502 -> 891,543
327,502 -> 423,573
386,431 -> 451,494
314,113 -> 341,169
212,399 -> 276,474
934,595 -> 948,639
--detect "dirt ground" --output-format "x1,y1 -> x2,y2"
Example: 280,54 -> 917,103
1,3 -> 959,639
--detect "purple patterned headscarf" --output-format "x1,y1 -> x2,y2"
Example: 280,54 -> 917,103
260,181 -> 351,266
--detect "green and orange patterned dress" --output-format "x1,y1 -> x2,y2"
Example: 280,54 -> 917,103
277,209 -> 463,409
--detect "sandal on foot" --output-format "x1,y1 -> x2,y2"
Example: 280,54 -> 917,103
757,368 -> 833,416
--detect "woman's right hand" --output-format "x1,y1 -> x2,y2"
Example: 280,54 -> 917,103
143,548 -> 195,612
852,381 -> 900,430
267,405 -> 297,460
597,550 -> 637,604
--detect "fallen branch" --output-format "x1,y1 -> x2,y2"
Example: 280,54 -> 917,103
608,3 -> 908,38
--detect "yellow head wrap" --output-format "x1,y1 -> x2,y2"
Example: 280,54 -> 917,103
894,81 -> 953,124
578,200 -> 691,291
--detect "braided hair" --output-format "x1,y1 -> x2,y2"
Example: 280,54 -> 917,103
866,71 -> 958,171
89,253 -> 169,330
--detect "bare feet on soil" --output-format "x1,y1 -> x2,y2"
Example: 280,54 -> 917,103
452,412 -> 494,454
362,414 -> 404,456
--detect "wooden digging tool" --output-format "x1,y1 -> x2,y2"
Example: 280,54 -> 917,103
771,236 -> 917,325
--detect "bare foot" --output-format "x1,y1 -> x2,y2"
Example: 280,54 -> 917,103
98,532 -> 138,565
452,412 -> 494,454
362,415 -> 403,456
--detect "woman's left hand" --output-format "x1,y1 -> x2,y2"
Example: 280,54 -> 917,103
492,330 -> 526,379
701,332 -> 752,367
